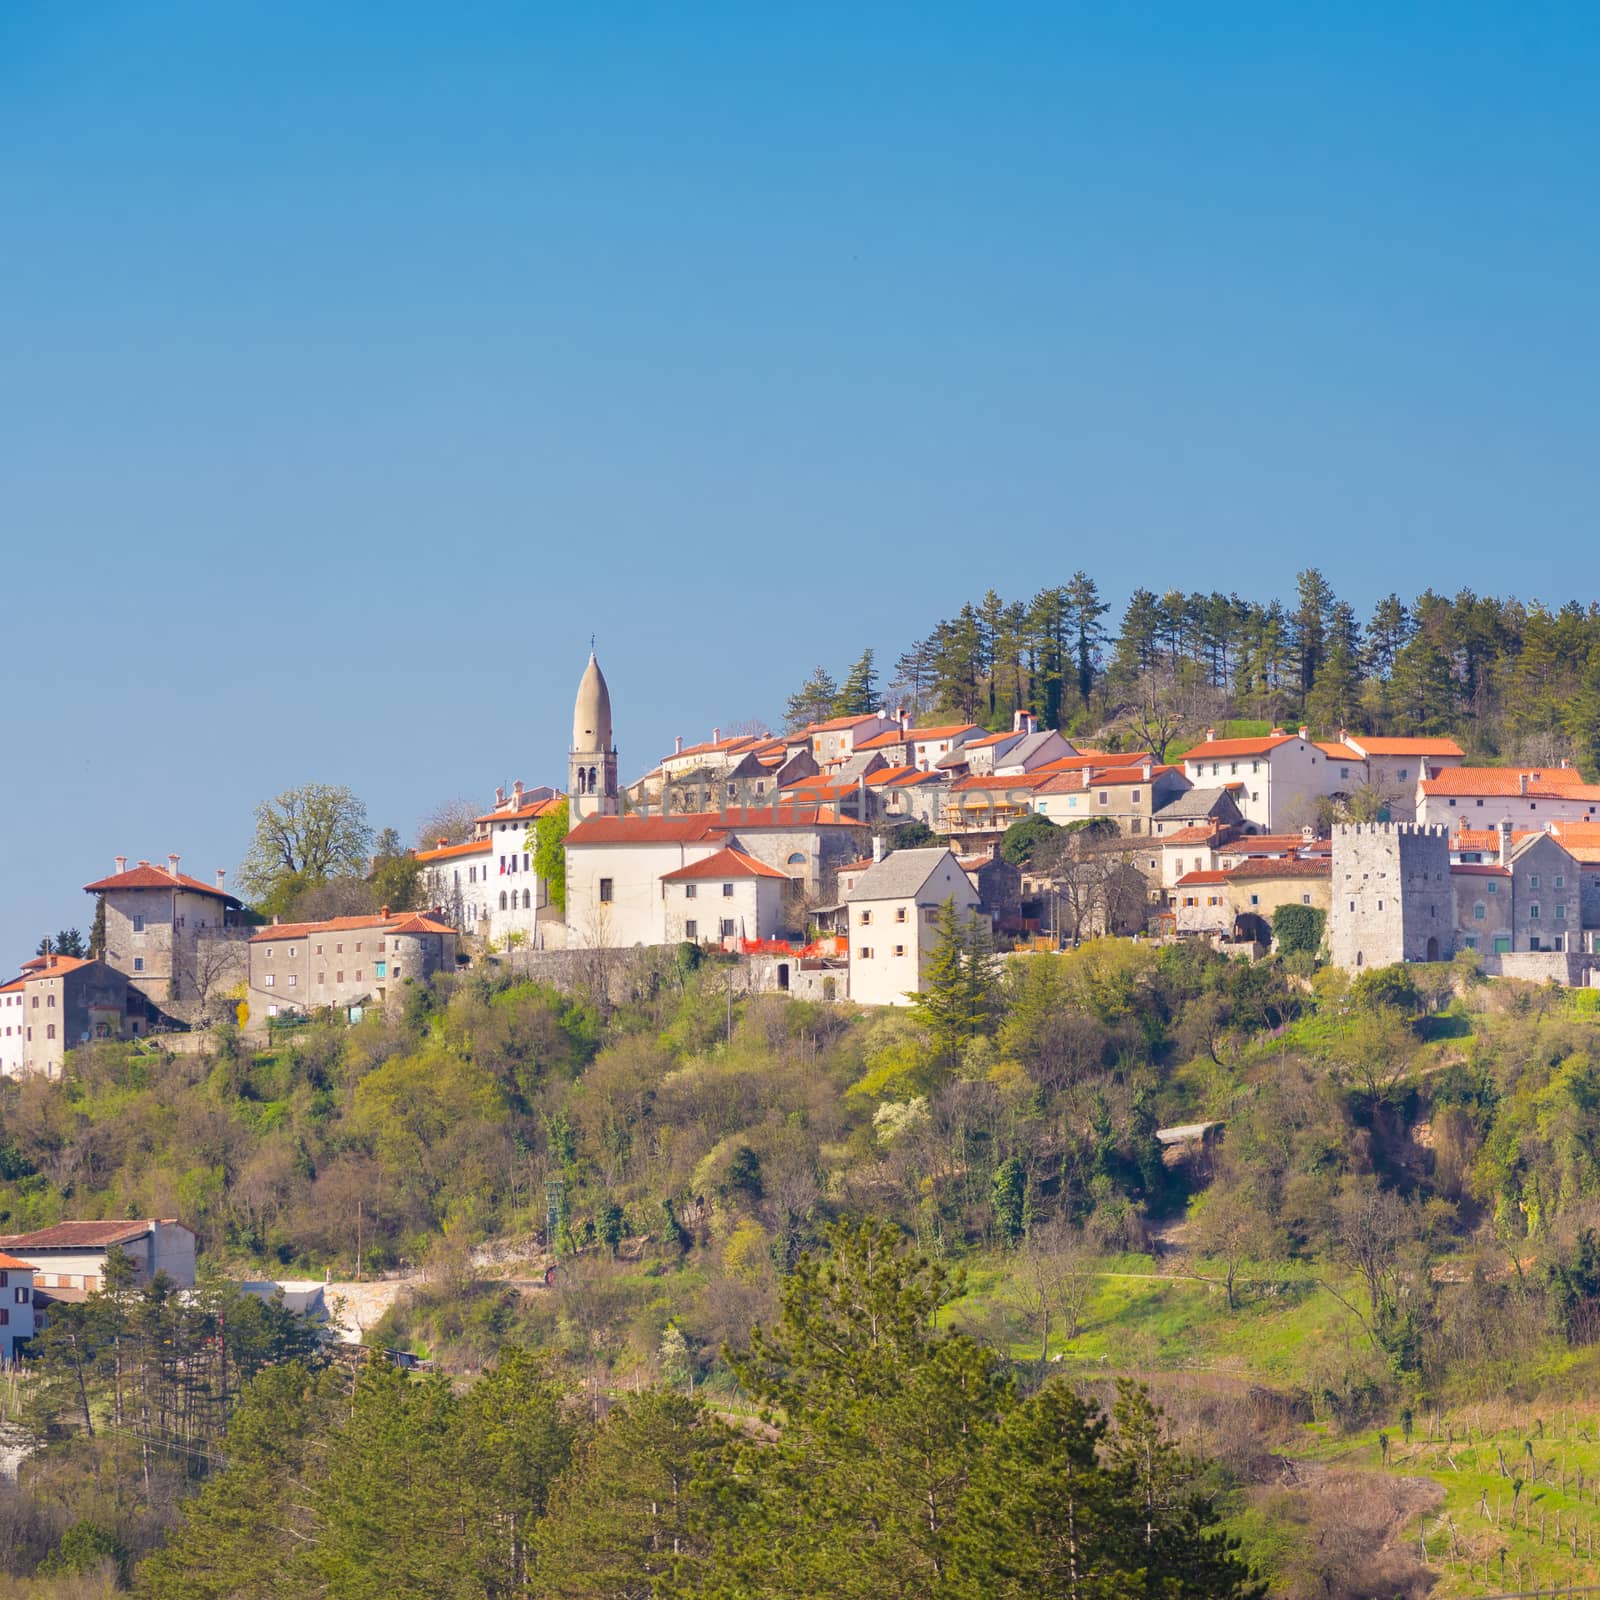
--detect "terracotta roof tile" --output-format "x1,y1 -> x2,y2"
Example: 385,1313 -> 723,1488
1175,870 -> 1229,886
474,796 -> 565,825
83,865 -> 241,905
1181,734 -> 1296,761
1450,863 -> 1512,877
414,838 -> 492,863
0,1253 -> 33,1272
0,1220 -> 168,1250
1222,858 -> 1331,880
1351,737 -> 1465,757
660,846 -> 790,882
1421,767 -> 1598,798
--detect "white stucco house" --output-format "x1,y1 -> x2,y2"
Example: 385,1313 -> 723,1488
844,846 -> 982,1007
0,1252 -> 34,1360
660,845 -> 791,947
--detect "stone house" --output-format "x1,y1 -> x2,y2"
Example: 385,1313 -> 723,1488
246,911 -> 457,1027
0,954 -> 141,1077
1329,823 -> 1455,972
1223,859 -> 1332,945
1032,761 -> 1192,837
1150,786 -> 1245,838
83,856 -> 249,1020
844,847 -> 982,1007
1172,871 -> 1233,937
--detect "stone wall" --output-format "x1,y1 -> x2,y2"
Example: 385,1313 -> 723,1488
1330,822 -> 1453,972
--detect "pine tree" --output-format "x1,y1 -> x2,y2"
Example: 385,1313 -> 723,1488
1064,571 -> 1110,713
785,666 -> 840,731
704,1220 -> 1012,1600
909,898 -> 998,1067
535,1390 -> 728,1599
833,649 -> 880,717
1110,587 -> 1162,682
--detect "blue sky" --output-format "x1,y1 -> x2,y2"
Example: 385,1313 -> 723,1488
3,4 -> 1599,952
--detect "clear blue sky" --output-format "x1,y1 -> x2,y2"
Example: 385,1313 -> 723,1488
4,4 -> 1599,952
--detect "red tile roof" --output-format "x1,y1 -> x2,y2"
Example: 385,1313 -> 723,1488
23,955 -> 93,982
1421,767 -> 1598,798
797,712 -> 884,735
0,1219 -> 171,1250
1180,734 -> 1296,761
0,1252 -> 33,1272
1352,736 -> 1465,757
660,846 -> 790,882
852,729 -> 908,751
414,837 -> 492,863
1175,870 -> 1229,886
474,796 -> 565,825
1220,834 -> 1325,855
950,772 -> 1056,792
249,912 -> 457,944
663,734 -> 767,763
1451,863 -> 1512,877
910,724 -> 983,742
1222,858 -> 1331,880
564,816 -> 730,847
83,864 -> 241,905
1160,825 -> 1226,846
1315,742 -> 1365,762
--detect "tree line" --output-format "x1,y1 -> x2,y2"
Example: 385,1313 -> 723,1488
790,571 -> 1600,769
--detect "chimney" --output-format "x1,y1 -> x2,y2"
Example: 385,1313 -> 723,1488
494,786 -> 505,806
137,859 -> 150,868
1561,757 -> 1572,770
1081,768 -> 1093,788
380,904 -> 389,919
167,853 -> 181,879
1519,773 -> 1531,796
712,727 -> 721,744
1499,817 -> 1514,867
1270,727 -> 1286,738
437,837 -> 448,848
1205,727 -> 1216,742
1337,726 -> 1348,744
1297,726 -> 1308,742
272,914 -> 280,925
1301,824 -> 1314,843
115,856 -> 127,874
675,735 -> 684,754
215,868 -> 226,889
512,780 -> 524,804
1141,761 -> 1153,782
1014,709 -> 1025,732
899,706 -> 910,736
872,835 -> 884,863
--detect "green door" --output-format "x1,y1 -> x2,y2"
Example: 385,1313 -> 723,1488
1493,935 -> 1511,955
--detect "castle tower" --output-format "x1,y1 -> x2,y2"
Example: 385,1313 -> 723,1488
1329,822 -> 1454,973
569,650 -> 619,821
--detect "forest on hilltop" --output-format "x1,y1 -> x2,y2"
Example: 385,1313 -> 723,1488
788,571 -> 1600,771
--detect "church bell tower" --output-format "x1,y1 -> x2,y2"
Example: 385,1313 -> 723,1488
569,649 -> 619,820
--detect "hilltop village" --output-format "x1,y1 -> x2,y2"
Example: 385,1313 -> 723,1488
8,648 -> 1600,1075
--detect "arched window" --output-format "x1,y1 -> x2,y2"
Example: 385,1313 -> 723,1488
576,769 -> 586,795
786,852 -> 807,865
589,766 -> 599,792
499,891 -> 508,910
46,1024 -> 56,1040
523,889 -> 532,909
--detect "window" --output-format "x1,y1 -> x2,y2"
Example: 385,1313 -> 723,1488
1530,903 -> 1541,919
860,909 -> 872,925
1249,894 -> 1260,906
684,919 -> 698,939
1462,934 -> 1478,950
1473,902 -> 1486,920
1097,791 -> 1108,804
316,944 -> 323,955
499,891 -> 508,910
391,965 -> 401,978
893,944 -> 906,957
45,1024 -> 55,1040
787,851 -> 806,865
858,946 -> 874,960
263,974 -> 275,988
599,879 -> 614,903
318,973 -> 326,985
267,1004 -> 278,1017
287,974 -> 297,987
684,883 -> 698,899
133,957 -> 144,972
355,942 -> 362,953
1131,790 -> 1141,804
722,883 -> 734,898
1301,894 -> 1312,905
895,907 -> 907,923
1555,874 -> 1566,888
356,971 -> 363,982
45,994 -> 54,1008
337,943 -> 344,953
132,915 -> 145,933
14,1287 -> 27,1304
1449,798 -> 1457,808
1487,880 -> 1498,894
720,919 -> 735,938
337,971 -> 344,983
1530,874 -> 1541,889
1557,904 -> 1568,920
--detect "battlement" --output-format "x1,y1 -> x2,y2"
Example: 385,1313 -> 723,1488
1333,822 -> 1450,839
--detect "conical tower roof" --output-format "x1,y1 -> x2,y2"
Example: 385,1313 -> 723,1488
572,651 -> 612,752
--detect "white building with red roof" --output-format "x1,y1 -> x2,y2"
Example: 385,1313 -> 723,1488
1416,764 -> 1600,829
0,1219 -> 196,1293
660,847 -> 791,947
0,1252 -> 34,1358
1180,727 -> 1351,832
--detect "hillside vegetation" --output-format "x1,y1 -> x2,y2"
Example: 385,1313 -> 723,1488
9,943 -> 1600,1592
